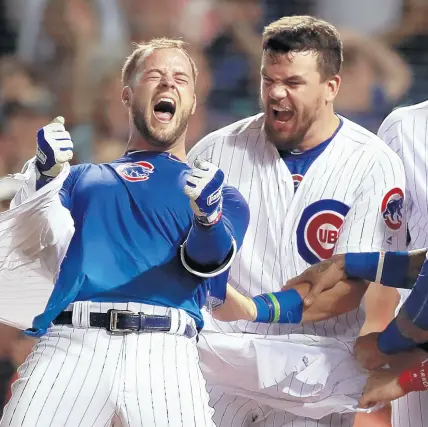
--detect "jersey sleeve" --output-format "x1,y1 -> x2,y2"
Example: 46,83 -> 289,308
59,164 -> 87,210
334,144 -> 407,254
187,132 -> 220,166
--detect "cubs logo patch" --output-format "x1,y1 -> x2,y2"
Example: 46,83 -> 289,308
297,200 -> 350,265
292,174 -> 303,191
116,161 -> 154,182
381,188 -> 404,230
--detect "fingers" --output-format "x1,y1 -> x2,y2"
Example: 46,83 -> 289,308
303,284 -> 324,307
358,392 -> 375,409
51,116 -> 65,125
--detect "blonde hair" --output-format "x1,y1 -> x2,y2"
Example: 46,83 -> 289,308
121,38 -> 198,86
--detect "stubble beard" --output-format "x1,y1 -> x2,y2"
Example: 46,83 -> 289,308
132,104 -> 191,148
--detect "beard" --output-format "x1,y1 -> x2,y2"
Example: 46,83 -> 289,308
132,103 -> 192,148
260,96 -> 322,151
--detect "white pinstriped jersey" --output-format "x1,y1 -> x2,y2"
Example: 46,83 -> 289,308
188,113 -> 407,339
378,101 -> 428,427
378,100 -> 428,250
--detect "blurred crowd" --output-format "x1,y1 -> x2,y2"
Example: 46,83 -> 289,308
0,0 -> 427,422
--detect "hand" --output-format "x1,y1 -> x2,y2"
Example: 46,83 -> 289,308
354,333 -> 393,370
282,254 -> 347,307
184,159 -> 224,226
359,369 -> 405,408
36,116 -> 73,178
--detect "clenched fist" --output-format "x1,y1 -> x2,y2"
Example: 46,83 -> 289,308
36,116 -> 73,178
184,159 -> 224,226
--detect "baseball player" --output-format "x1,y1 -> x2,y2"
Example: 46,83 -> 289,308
1,38 -> 253,427
376,99 -> 428,427
1,37 -> 362,427
188,15 -> 407,426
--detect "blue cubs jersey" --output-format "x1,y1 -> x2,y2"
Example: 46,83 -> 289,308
30,151 -> 248,335
279,119 -> 343,192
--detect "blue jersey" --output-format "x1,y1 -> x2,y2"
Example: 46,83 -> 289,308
279,119 -> 343,192
30,151 -> 247,335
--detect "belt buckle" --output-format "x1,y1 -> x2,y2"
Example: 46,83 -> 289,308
106,309 -> 134,333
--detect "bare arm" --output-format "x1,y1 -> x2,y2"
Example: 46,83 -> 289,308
340,30 -> 411,101
212,279 -> 368,323
284,250 -> 427,306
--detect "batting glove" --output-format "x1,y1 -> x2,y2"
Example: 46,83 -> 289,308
184,159 -> 224,226
36,116 -> 74,178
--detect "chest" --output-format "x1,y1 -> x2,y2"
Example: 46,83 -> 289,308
71,162 -> 192,227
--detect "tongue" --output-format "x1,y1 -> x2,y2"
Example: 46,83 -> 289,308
276,110 -> 294,122
154,111 -> 173,122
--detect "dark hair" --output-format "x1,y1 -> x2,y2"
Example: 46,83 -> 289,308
262,16 -> 343,80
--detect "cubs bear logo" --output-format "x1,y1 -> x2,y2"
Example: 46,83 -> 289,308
116,161 -> 154,182
381,188 -> 404,230
292,174 -> 303,191
297,200 -> 350,265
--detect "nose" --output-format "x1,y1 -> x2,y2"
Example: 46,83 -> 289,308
159,73 -> 176,89
269,83 -> 287,103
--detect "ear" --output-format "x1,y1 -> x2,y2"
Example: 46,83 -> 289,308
122,86 -> 131,107
325,75 -> 341,103
191,94 -> 197,115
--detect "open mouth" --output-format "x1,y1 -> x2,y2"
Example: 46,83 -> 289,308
153,98 -> 176,123
272,106 -> 294,123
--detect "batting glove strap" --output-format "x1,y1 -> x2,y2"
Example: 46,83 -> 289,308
180,237 -> 237,278
193,203 -> 223,227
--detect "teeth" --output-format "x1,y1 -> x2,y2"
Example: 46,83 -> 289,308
158,97 -> 175,106
272,106 -> 291,112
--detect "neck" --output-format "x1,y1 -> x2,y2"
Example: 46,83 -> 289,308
125,130 -> 187,162
297,107 -> 340,152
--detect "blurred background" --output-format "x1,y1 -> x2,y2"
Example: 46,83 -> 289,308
0,0 -> 427,425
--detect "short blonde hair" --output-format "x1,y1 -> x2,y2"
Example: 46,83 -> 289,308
121,38 -> 198,86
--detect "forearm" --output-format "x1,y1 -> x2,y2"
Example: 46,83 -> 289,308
212,285 -> 303,324
345,249 -> 426,288
184,218 -> 233,267
213,279 -> 367,324
378,258 -> 428,353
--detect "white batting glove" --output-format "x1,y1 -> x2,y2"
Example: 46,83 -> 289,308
184,159 -> 225,226
36,116 -> 74,178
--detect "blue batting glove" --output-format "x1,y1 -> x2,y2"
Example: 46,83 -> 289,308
184,159 -> 224,226
36,116 -> 74,178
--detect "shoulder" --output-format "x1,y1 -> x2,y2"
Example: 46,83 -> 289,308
187,114 -> 264,162
338,116 -> 404,169
378,101 -> 428,138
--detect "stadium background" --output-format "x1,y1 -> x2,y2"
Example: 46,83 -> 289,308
0,0 -> 427,426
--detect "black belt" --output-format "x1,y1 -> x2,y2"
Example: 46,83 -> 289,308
53,309 -> 197,339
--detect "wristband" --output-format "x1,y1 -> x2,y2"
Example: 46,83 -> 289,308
345,251 -> 409,288
398,359 -> 428,394
378,318 -> 417,354
253,289 -> 303,324
345,253 -> 379,282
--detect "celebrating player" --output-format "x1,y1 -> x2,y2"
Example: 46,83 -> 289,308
1,38 -> 251,427
0,37 -> 368,427
188,15 -> 407,426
